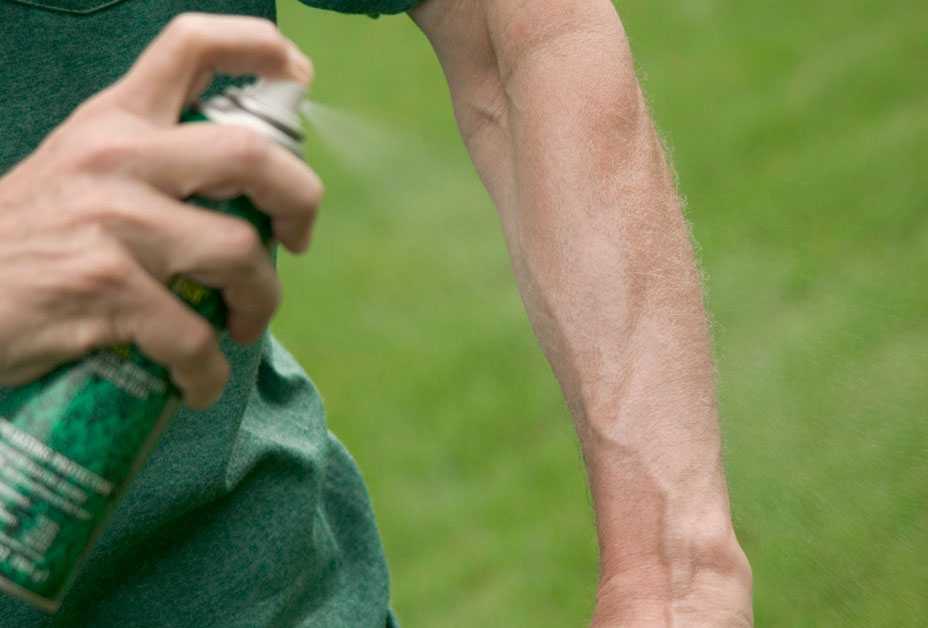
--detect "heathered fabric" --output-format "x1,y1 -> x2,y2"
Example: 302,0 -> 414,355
0,0 -> 416,625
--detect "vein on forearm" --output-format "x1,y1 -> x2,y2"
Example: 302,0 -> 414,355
479,8 -> 738,578
503,73 -> 708,425
413,0 -> 742,584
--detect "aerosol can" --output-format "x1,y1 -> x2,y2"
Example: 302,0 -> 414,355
0,79 -> 306,612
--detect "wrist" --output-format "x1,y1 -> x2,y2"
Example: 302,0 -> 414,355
594,521 -> 753,627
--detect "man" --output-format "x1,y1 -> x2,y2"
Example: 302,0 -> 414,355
0,0 -> 752,626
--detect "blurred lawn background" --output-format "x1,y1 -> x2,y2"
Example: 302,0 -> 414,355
275,1 -> 927,626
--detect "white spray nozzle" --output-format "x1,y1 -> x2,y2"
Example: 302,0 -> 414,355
250,79 -> 307,114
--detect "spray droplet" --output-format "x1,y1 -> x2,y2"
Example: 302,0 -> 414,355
300,101 -> 428,179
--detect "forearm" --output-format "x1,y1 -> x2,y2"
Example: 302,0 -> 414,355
503,30 -> 749,612
513,97 -> 750,620
414,0 -> 751,623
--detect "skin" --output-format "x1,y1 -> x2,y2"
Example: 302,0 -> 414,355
0,15 -> 321,409
409,0 -> 754,625
0,6 -> 751,626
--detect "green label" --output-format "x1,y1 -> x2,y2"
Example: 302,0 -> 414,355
0,105 -> 274,612
0,349 -> 176,610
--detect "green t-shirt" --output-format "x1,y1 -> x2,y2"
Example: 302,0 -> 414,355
0,0 -> 418,625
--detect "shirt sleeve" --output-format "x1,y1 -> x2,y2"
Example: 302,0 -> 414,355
296,0 -> 423,16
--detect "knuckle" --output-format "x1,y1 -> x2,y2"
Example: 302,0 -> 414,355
223,222 -> 263,264
247,19 -> 287,58
165,13 -> 205,47
227,128 -> 271,168
74,136 -> 136,173
251,18 -> 282,44
178,320 -> 215,363
74,196 -> 129,232
78,241 -> 132,294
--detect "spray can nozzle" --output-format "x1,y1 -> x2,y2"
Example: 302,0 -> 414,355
200,79 -> 307,155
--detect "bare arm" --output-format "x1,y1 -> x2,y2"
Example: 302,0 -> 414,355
410,1 -> 752,625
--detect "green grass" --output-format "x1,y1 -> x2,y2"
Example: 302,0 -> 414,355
274,1 -> 928,625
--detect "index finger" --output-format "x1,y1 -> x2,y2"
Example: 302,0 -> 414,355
113,13 -> 312,123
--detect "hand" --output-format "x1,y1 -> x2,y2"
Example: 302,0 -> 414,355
0,13 -> 322,408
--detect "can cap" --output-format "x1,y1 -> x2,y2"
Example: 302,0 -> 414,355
241,79 -> 306,135
200,79 -> 307,155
